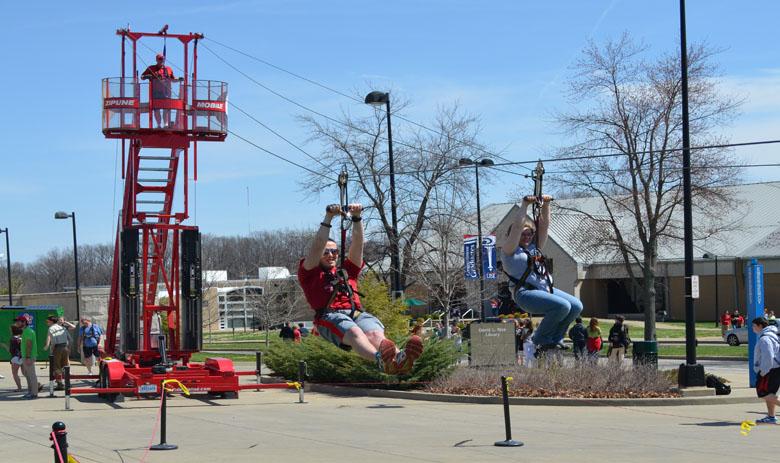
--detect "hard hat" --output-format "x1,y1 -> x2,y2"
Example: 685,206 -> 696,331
156,53 -> 165,61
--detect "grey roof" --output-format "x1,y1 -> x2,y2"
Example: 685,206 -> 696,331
485,181 -> 780,264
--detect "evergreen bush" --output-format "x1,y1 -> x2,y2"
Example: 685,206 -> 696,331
265,335 -> 460,386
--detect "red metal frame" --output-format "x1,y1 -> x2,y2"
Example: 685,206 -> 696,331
101,27 -> 238,395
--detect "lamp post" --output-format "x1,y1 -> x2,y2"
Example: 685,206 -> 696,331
364,91 -> 402,299
678,0 -> 705,387
55,212 -> 80,322
459,158 -> 494,322
703,253 -> 719,327
0,228 -> 11,305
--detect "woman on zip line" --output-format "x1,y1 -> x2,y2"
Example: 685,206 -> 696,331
497,195 -> 583,354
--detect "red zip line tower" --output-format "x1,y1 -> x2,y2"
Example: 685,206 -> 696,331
99,26 -> 235,397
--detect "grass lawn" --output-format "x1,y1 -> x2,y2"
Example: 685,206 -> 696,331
202,341 -> 278,351
658,344 -> 747,358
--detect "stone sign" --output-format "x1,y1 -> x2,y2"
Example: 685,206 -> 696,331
469,322 -> 516,367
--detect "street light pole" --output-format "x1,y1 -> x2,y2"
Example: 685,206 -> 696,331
55,212 -> 81,322
365,91 -> 401,299
714,255 -> 719,328
678,0 -> 705,387
474,162 -> 485,322
459,158 -> 494,322
0,228 -> 11,305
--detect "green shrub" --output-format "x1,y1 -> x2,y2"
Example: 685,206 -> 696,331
358,276 -> 409,338
265,335 -> 460,386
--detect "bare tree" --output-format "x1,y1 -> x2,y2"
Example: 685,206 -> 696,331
550,34 -> 741,340
408,184 -> 472,317
250,279 -> 307,346
300,99 -> 487,293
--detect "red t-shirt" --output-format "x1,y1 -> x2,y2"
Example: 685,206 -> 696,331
142,65 -> 175,96
721,313 -> 731,325
298,258 -> 363,314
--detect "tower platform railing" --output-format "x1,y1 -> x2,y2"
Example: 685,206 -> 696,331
102,77 -> 227,140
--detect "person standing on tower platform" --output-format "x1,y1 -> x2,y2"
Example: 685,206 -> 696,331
298,203 -> 423,375
141,53 -> 177,129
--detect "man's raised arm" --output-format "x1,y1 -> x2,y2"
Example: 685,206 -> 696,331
303,205 -> 340,271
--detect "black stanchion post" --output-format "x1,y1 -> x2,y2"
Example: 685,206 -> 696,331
50,421 -> 68,463
151,382 -> 178,451
63,366 -> 72,411
298,360 -> 306,404
48,354 -> 55,397
256,351 -> 263,386
494,376 -> 523,447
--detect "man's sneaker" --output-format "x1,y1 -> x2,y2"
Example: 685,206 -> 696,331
54,383 -> 65,391
756,415 -> 778,424
392,336 -> 424,375
378,339 -> 399,374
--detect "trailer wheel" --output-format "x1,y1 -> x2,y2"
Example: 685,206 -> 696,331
99,364 -> 119,403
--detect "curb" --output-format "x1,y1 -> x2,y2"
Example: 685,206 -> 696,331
308,383 -> 758,407
659,356 -> 746,361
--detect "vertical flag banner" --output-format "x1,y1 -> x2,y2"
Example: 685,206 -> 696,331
746,258 -> 765,387
463,235 -> 478,280
482,235 -> 497,280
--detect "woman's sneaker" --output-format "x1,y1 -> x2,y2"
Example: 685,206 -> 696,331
756,415 -> 778,424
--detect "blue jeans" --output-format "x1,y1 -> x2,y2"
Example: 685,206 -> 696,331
515,288 -> 583,346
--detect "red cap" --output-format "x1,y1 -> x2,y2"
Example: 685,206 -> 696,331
156,53 -> 165,61
16,314 -> 32,324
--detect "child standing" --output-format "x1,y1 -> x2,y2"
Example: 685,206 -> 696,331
586,318 -> 603,363
520,318 -> 536,367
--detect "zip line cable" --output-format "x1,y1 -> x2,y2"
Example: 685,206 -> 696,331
204,36 -> 532,173
227,129 -> 337,182
228,100 -> 330,170
200,42 -> 510,170
139,40 -> 780,184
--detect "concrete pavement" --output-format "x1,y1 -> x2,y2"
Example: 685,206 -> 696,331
0,361 -> 776,463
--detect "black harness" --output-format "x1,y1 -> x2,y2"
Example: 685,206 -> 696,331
502,246 -> 554,295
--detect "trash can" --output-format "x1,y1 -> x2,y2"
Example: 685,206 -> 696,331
632,340 -> 658,367
0,305 -> 64,361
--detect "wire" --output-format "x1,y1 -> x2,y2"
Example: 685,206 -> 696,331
201,42 -> 513,171
228,100 -> 330,170
204,37 -> 532,173
227,129 -> 337,182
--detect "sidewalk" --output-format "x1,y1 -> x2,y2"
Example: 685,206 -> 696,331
0,362 -> 774,462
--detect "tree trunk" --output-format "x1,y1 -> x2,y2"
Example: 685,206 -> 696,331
642,264 -> 657,341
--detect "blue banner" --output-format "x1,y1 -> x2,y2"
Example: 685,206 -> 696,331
482,235 -> 497,280
463,235 -> 478,280
746,259 -> 765,387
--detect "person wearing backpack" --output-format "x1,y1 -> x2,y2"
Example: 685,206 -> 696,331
78,317 -> 104,375
568,317 -> 588,361
752,317 -> 780,424
608,316 -> 631,365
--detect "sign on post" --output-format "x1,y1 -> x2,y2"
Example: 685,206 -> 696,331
746,259 -> 765,388
691,275 -> 700,299
482,235 -> 497,280
463,235 -> 478,280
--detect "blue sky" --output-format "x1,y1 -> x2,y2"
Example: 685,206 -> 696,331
1,1 -> 779,262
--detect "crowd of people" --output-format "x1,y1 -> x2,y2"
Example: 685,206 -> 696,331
1,314 -> 104,399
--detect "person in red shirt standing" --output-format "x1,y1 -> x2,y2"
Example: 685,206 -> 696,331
720,310 -> 731,335
298,203 -> 423,375
293,325 -> 302,343
141,53 -> 177,128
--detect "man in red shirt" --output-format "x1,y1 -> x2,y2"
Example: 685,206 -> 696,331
298,203 -> 423,375
141,53 -> 177,128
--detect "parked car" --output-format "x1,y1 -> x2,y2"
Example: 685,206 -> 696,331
723,327 -> 748,346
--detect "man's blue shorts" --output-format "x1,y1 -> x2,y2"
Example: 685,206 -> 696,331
315,310 -> 385,346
